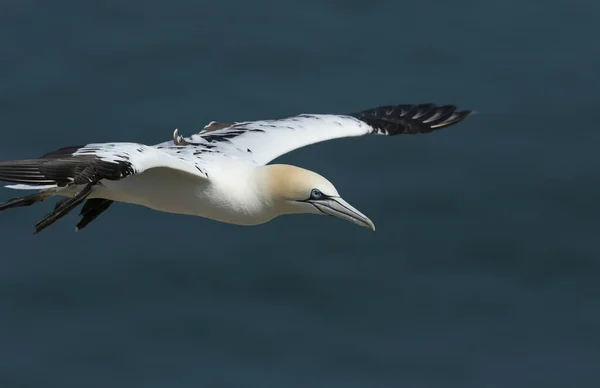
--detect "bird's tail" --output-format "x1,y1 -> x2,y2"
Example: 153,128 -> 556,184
0,182 -> 103,234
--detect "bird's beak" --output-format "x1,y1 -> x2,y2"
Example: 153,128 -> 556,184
311,197 -> 376,231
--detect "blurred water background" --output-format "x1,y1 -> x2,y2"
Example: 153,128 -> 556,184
0,1 -> 599,387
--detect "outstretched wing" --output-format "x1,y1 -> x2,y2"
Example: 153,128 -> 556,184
0,142 -> 207,188
176,104 -> 474,165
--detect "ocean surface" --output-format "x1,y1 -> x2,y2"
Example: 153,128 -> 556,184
0,1 -> 599,387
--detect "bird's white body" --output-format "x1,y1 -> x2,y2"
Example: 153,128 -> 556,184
115,165 -> 275,225
0,104 -> 473,233
64,161 -> 273,226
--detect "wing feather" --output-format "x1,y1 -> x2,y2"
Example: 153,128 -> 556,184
175,103 -> 473,165
0,142 -> 207,187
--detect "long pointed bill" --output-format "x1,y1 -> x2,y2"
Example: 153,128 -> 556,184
312,197 -> 376,231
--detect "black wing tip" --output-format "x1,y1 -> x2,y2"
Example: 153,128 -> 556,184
350,103 -> 475,135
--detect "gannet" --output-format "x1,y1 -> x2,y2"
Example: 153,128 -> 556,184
0,103 -> 473,233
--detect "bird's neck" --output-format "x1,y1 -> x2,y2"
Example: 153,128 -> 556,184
201,165 -> 279,225
255,164 -> 317,216
204,164 -> 314,225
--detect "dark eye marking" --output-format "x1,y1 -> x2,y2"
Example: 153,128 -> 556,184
309,189 -> 323,200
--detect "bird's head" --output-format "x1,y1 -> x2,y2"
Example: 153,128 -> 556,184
262,164 -> 375,231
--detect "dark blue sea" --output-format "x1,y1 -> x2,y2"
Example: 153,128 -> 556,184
1,1 -> 599,387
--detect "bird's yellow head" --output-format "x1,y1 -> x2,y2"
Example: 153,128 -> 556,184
262,164 -> 375,231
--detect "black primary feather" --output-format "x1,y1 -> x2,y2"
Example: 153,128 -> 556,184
350,104 -> 474,135
0,145 -> 134,187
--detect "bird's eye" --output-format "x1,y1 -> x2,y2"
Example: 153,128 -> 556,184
310,189 -> 323,200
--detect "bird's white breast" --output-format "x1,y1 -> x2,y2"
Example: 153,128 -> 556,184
95,163 -> 275,226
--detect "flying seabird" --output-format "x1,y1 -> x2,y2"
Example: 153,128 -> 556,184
0,103 -> 473,233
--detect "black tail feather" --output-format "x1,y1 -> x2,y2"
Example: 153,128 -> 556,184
54,198 -> 69,211
0,187 -> 114,233
76,199 -> 113,231
0,192 -> 49,211
34,183 -> 93,234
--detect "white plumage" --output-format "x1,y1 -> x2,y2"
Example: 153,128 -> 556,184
0,104 -> 473,233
